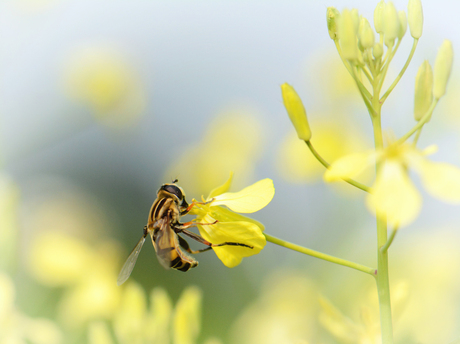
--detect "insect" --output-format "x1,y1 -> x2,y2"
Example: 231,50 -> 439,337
117,180 -> 253,285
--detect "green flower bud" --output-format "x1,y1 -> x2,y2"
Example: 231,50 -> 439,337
398,10 -> 407,39
338,9 -> 359,61
383,2 -> 400,47
374,0 -> 385,34
433,40 -> 454,99
414,60 -> 433,121
281,83 -> 312,141
373,42 -> 384,59
350,9 -> 360,32
408,0 -> 423,39
327,7 -> 341,40
359,17 -> 375,50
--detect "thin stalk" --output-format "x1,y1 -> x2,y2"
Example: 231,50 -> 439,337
305,140 -> 370,193
412,127 -> 423,146
398,99 -> 438,144
381,39 -> 418,103
371,112 -> 394,344
334,40 -> 373,101
380,227 -> 398,254
265,233 -> 377,276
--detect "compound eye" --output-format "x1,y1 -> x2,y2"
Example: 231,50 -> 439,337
162,184 -> 183,200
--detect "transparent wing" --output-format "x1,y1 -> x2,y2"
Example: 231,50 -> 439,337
117,235 -> 146,286
151,222 -> 177,269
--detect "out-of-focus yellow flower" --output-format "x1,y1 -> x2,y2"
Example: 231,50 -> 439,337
172,286 -> 202,344
0,272 -> 63,344
28,230 -> 94,286
110,284 -> 173,344
325,142 -> 460,226
92,284 -> 207,344
231,270 -> 319,344
391,229 -> 460,343
164,109 -> 264,196
319,297 -> 379,344
319,281 -> 409,344
113,282 -> 148,343
62,44 -> 146,129
57,241 -> 123,327
189,173 -> 274,268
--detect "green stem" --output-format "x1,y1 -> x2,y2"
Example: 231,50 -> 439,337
334,40 -> 373,102
380,227 -> 398,254
381,39 -> 418,103
412,127 -> 423,146
265,233 -> 377,276
372,112 -> 394,344
398,99 -> 438,144
305,141 -> 370,193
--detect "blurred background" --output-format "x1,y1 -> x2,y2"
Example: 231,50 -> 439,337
2,0 -> 460,343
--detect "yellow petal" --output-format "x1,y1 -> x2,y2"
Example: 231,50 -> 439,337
318,296 -> 362,342
197,215 -> 266,268
209,205 -> 265,231
173,286 -> 202,344
419,161 -> 460,202
367,161 -> 422,226
212,178 -> 274,213
145,288 -> 172,342
324,152 -> 373,182
207,172 -> 233,199
113,282 -> 147,342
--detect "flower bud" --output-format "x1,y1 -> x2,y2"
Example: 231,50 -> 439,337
398,10 -> 407,39
326,7 -> 341,40
374,0 -> 385,34
433,40 -> 454,99
358,17 -> 375,49
408,0 -> 423,39
281,83 -> 312,141
414,60 -> 433,121
338,9 -> 359,61
373,43 -> 384,59
383,2 -> 400,47
350,9 -> 360,32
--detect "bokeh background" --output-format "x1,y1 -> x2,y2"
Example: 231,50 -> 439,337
2,0 -> 460,343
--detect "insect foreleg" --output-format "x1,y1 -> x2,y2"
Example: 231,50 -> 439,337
180,198 -> 215,215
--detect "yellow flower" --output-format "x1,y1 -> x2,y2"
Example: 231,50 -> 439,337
92,284 -> 207,344
325,142 -> 460,227
189,173 -> 275,268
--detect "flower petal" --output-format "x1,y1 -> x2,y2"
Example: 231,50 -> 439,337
197,215 -> 266,268
419,160 -> 460,202
366,161 -> 422,227
324,151 -> 374,182
209,205 -> 265,231
207,172 -> 234,199
212,178 -> 275,213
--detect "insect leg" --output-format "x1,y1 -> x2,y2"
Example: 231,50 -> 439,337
177,234 -> 213,254
180,198 -> 215,215
174,219 -> 218,230
181,229 -> 254,250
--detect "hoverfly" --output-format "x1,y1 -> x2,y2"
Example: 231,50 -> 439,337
117,180 -> 253,285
